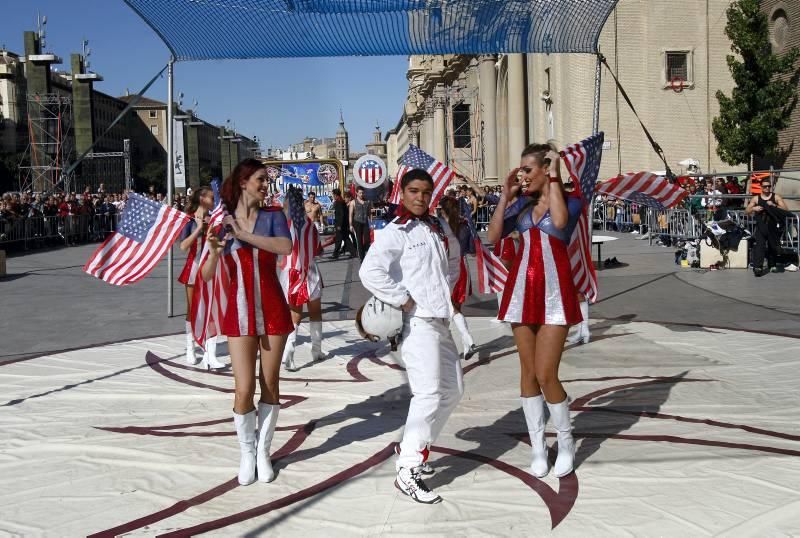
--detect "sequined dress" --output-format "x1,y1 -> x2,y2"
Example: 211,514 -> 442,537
498,196 -> 582,325
177,220 -> 203,285
220,208 -> 293,336
450,218 -> 474,305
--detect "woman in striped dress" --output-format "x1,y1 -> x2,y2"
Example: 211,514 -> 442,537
487,143 -> 582,479
492,180 -> 523,323
279,187 -> 325,371
438,195 -> 476,359
202,159 -> 293,486
178,186 -> 225,367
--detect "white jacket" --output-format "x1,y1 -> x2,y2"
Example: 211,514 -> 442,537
359,217 -> 460,319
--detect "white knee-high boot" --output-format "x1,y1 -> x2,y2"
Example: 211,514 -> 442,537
185,321 -> 198,364
452,313 -> 475,359
256,402 -> 280,482
233,410 -> 257,485
566,301 -> 590,345
578,300 -> 590,343
546,397 -> 575,478
202,336 -> 226,369
522,395 -> 550,478
282,329 -> 297,371
310,321 -> 323,361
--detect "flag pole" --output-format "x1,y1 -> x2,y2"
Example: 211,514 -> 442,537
167,56 -> 175,317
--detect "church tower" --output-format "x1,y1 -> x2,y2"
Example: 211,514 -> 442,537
335,110 -> 349,162
365,121 -> 387,159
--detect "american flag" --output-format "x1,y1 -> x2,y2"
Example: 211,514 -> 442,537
279,216 -> 321,307
83,194 -> 190,286
191,204 -> 228,347
358,159 -> 383,184
561,132 -> 604,304
595,171 -> 688,209
388,145 -> 454,211
474,239 -> 508,294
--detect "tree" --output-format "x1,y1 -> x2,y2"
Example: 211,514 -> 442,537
199,164 -> 221,186
712,0 -> 800,168
0,153 -> 21,193
137,161 -> 166,192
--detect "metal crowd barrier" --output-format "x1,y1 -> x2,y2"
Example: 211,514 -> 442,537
642,194 -> 800,258
0,213 -> 120,249
474,205 -> 494,230
594,200 -> 644,233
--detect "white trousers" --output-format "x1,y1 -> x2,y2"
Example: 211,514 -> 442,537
397,316 -> 464,470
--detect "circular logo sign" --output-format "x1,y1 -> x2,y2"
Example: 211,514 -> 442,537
317,163 -> 338,185
353,154 -> 387,189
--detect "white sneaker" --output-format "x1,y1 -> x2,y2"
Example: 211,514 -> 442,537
631,230 -> 639,234
395,467 -> 442,504
785,264 -> 798,272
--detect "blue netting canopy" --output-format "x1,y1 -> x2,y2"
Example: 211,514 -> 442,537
123,0 -> 619,61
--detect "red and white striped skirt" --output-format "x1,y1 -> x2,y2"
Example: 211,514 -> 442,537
498,227 -> 581,326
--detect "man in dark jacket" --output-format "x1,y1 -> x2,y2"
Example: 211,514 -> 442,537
331,188 -> 355,259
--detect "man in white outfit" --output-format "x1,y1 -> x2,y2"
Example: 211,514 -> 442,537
360,169 -> 463,504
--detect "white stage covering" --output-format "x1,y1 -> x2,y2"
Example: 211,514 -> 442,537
2,318 -> 799,536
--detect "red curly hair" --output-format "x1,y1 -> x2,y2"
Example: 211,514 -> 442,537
220,158 -> 265,212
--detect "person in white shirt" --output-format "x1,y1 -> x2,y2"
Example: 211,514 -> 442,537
359,169 -> 462,505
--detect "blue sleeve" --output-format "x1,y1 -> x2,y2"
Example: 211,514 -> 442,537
255,209 -> 291,239
562,196 -> 584,239
501,196 -> 528,238
178,219 -> 195,241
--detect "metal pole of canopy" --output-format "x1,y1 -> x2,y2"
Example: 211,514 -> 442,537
167,57 -> 175,317
590,53 -> 603,284
592,54 -> 602,135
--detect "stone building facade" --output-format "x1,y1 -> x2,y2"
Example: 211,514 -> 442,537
1,28 -> 257,194
387,0 -> 786,189
763,0 -> 799,170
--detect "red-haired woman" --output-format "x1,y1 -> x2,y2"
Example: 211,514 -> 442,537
202,159 -> 293,486
177,186 -> 225,367
488,144 -> 583,479
438,195 -> 476,359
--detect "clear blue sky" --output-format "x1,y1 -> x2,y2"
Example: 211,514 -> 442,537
1,1 -> 410,153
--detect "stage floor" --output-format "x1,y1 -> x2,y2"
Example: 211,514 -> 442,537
2,318 -> 800,536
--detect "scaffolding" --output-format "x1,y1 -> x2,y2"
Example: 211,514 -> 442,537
79,141 -> 132,194
445,76 -> 483,183
18,93 -> 74,193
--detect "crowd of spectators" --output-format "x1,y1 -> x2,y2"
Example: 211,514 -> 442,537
0,183 -> 186,248
440,181 -> 503,230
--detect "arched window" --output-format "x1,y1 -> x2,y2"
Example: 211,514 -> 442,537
770,8 -> 789,53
